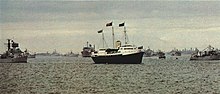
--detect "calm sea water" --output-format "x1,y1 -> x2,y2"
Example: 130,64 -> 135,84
0,55 -> 219,94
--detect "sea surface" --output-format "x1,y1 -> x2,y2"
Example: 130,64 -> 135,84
0,55 -> 220,94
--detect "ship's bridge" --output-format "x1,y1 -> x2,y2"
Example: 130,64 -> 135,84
119,44 -> 139,54
121,44 -> 135,47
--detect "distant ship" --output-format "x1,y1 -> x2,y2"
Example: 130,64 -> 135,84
63,51 -> 79,57
91,22 -> 144,64
190,45 -> 220,60
144,47 -> 157,57
169,49 -> 181,56
51,49 -> 61,56
157,50 -> 166,59
0,39 -> 27,63
181,48 -> 196,55
24,49 -> 36,58
81,42 -> 95,57
35,52 -> 50,56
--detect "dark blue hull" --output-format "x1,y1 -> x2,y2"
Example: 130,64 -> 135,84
91,52 -> 144,64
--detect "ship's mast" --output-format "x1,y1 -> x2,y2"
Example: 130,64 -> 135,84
119,22 -> 128,44
86,41 -> 88,47
106,21 -> 114,48
102,31 -> 105,48
112,24 -> 115,48
124,25 -> 127,44
98,29 -> 108,48
7,39 -> 11,51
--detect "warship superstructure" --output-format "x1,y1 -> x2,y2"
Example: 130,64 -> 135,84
0,39 -> 27,63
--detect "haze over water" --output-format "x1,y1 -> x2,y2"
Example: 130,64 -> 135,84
0,56 -> 219,93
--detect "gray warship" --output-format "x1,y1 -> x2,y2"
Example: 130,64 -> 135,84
0,39 -> 27,63
81,42 -> 95,57
190,45 -> 220,60
144,47 -> 157,57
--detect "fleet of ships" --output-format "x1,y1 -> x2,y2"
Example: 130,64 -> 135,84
1,22 -> 220,63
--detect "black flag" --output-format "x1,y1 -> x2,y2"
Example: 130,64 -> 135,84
106,22 -> 112,27
119,22 -> 124,27
97,29 -> 103,33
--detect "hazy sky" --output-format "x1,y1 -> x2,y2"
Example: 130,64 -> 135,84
1,1 -> 220,53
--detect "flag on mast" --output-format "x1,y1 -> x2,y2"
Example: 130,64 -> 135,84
97,29 -> 103,33
106,22 -> 113,27
119,22 -> 125,27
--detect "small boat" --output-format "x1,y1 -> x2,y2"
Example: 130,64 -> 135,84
157,50 -> 166,59
0,39 -> 27,63
81,42 -> 95,57
190,45 -> 220,60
